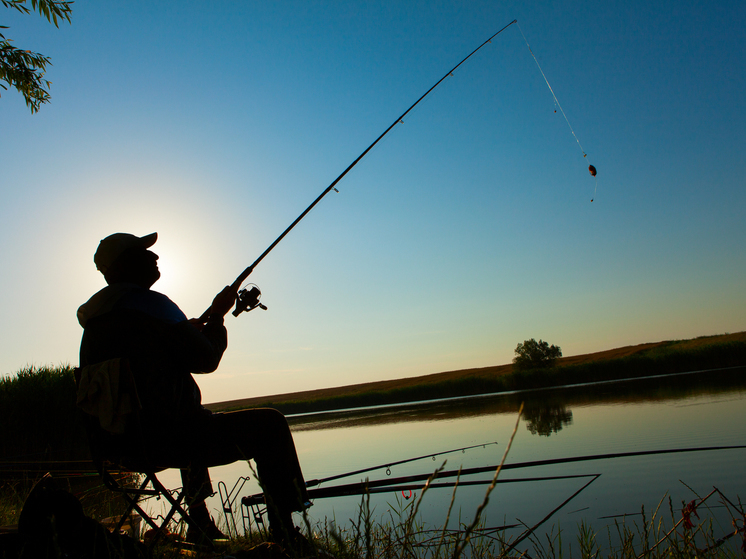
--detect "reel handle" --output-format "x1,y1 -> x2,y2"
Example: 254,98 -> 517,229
232,285 -> 267,317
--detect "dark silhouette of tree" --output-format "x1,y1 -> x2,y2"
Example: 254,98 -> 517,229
523,403 -> 573,436
1,0 -> 72,113
513,338 -> 562,370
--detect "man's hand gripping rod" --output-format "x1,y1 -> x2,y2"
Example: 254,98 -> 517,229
197,19 -> 517,325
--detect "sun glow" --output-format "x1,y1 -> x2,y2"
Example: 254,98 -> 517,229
69,170 -> 243,319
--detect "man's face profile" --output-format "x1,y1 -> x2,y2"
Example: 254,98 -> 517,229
106,247 -> 161,288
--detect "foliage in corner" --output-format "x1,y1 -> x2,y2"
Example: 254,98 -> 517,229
513,338 -> 562,371
1,0 -> 73,113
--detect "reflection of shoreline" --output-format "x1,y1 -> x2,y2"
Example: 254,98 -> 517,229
289,366 -> 746,431
208,333 -> 746,414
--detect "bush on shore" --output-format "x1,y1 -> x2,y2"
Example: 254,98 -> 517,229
0,365 -> 89,464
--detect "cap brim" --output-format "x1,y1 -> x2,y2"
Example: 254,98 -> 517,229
140,232 -> 158,248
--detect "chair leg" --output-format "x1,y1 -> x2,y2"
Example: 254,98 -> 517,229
100,469 -> 197,546
148,473 -> 196,534
103,470 -> 153,533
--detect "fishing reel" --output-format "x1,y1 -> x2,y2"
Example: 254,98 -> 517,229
232,283 -> 267,317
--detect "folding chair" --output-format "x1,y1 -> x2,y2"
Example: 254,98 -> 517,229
95,458 -> 194,541
75,360 -> 197,545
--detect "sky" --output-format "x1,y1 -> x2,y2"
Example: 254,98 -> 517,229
1,0 -> 744,404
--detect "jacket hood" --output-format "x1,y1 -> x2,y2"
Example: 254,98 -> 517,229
77,284 -> 139,328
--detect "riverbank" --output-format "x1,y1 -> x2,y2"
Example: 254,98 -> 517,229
2,333 -> 745,558
206,332 -> 746,415
1,332 -> 744,472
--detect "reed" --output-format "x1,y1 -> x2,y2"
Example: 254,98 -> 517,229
230,406 -> 744,559
0,480 -> 27,527
285,481 -> 743,559
2,443 -> 743,558
5,478 -> 741,559
2,342 -> 744,557
3,337 -> 744,442
0,364 -> 89,464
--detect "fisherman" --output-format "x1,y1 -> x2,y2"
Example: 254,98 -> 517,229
76,232 -> 310,546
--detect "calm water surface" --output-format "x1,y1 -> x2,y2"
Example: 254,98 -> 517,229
156,368 -> 746,549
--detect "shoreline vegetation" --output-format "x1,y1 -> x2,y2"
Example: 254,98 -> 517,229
2,331 -> 746,557
1,332 -> 744,470
206,331 -> 746,416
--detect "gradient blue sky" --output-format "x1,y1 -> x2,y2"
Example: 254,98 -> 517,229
2,1 -> 744,404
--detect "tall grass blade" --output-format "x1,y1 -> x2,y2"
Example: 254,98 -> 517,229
637,488 -> 717,559
434,465 -> 461,559
452,403 -> 524,559
504,474 -> 601,556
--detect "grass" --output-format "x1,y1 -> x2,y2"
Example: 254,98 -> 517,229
330,487 -> 746,559
148,409 -> 744,559
1,333 -> 744,459
2,406 -> 744,559
0,364 -> 89,465
1,334 -> 745,557
0,480 -> 26,528
149,406 -> 746,558
4,467 -> 744,559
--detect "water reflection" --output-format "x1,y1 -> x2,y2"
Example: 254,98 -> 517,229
276,366 -> 746,554
523,403 -> 573,436
154,367 -> 746,555
288,366 -> 746,433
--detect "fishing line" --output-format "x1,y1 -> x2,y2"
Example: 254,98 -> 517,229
517,22 -> 599,201
517,22 -> 586,158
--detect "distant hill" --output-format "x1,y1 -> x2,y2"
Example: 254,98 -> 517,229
206,331 -> 746,414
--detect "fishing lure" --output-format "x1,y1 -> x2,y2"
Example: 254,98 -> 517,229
518,22 -> 598,201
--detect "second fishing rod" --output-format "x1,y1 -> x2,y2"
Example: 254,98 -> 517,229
197,19 -> 518,324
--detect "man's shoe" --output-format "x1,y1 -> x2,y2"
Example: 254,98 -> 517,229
272,526 -> 317,557
186,518 -> 229,545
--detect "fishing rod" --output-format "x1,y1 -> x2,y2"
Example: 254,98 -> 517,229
307,473 -> 599,501
241,444 -> 746,506
324,444 -> 746,489
198,19 -> 518,323
304,441 -> 499,488
243,472 -> 598,505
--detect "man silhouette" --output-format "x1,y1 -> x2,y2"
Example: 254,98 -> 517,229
77,232 -> 310,545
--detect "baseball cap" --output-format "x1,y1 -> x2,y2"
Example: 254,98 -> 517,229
94,232 -> 158,274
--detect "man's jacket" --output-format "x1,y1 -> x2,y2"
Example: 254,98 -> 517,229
77,284 -> 227,434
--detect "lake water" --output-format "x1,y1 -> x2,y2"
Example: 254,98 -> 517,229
153,367 -> 746,553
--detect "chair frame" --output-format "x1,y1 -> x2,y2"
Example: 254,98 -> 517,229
75,362 -> 199,545
98,460 -> 195,541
